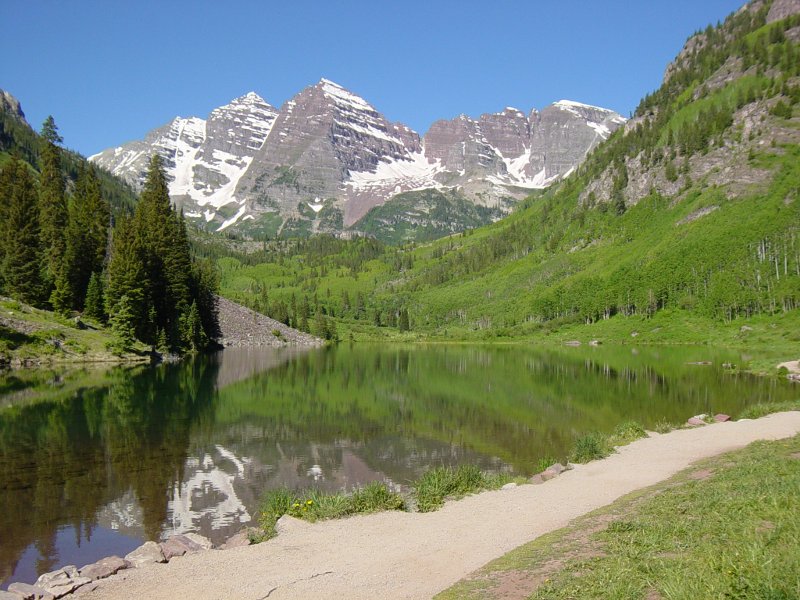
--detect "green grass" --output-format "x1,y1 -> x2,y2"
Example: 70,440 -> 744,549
0,298 -> 150,365
413,465 -> 517,513
256,482 -> 406,540
570,421 -> 648,464
438,434 -> 800,599
570,432 -> 612,463
739,399 -> 800,419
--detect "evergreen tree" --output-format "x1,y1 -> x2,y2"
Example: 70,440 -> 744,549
38,116 -> 68,292
190,258 -> 220,346
105,216 -> 148,340
1,157 -> 45,304
109,294 -> 136,352
133,155 -> 192,345
180,300 -> 207,352
49,267 -> 72,314
83,271 -> 106,322
63,165 -> 110,308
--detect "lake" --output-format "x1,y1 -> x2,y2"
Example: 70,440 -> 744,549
0,343 -> 795,588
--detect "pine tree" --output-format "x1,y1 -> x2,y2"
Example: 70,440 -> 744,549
180,300 -> 207,352
133,155 -> 192,345
38,116 -> 68,292
49,267 -> 73,314
109,294 -> 136,352
190,258 -> 220,344
105,216 -> 148,340
63,165 -> 110,308
83,272 -> 106,322
1,157 -> 45,304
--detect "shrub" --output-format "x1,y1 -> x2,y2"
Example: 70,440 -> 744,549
612,421 -> 648,444
414,464 -> 494,512
570,432 -> 612,463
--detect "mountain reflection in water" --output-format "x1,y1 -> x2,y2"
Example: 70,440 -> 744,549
1,344 -> 795,588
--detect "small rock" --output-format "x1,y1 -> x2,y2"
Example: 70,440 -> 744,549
529,474 -> 545,485
125,541 -> 167,567
722,362 -> 735,369
740,325 -> 753,332
181,533 -> 213,550
630,331 -> 639,337
7,583 -> 55,600
687,417 -> 706,426
713,414 -> 731,422
159,535 -> 204,559
788,373 -> 800,383
35,566 -> 92,598
500,482 -> 517,490
36,566 -> 78,587
160,538 -> 188,560
546,463 -> 566,475
564,340 -> 581,347
79,556 -> 129,581
589,339 -> 602,346
220,530 -> 252,550
539,469 -> 559,482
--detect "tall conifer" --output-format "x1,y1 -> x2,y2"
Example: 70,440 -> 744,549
2,157 -> 45,304
38,116 -> 68,292
105,216 -> 148,339
63,164 -> 110,308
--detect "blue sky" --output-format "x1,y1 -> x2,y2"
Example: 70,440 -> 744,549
2,1 -> 745,156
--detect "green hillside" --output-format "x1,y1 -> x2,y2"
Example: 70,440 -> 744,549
214,2 -> 800,363
0,101 -> 137,213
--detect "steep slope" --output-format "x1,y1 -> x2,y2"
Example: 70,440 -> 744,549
0,89 -> 137,212
90,80 -> 624,238
216,0 -> 800,343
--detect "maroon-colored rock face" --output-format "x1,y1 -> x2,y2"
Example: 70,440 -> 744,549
90,80 -> 625,233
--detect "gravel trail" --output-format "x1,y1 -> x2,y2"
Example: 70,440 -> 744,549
87,412 -> 800,600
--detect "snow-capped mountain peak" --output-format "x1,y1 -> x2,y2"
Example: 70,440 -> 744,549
91,81 -> 625,235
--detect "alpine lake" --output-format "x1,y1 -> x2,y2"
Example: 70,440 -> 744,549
1,343 -> 797,588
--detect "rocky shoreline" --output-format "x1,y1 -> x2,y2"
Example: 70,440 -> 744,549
0,531 -> 256,599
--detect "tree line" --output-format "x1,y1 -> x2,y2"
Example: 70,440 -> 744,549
0,118 -> 219,353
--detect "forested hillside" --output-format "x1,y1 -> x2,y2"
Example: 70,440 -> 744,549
214,1 -> 800,345
0,105 -> 220,357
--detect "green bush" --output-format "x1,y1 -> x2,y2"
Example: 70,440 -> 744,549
413,464 -> 504,512
570,432 -> 612,463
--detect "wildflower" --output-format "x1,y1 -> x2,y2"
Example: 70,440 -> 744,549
306,500 -> 313,505
293,502 -> 300,508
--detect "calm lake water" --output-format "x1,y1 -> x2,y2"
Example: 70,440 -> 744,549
1,344 -> 796,587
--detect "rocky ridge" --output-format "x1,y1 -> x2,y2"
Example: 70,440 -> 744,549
89,80 -> 625,237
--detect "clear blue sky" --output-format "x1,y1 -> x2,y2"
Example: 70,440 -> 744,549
2,0 -> 746,157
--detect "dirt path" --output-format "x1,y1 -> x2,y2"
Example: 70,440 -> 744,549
87,412 -> 800,600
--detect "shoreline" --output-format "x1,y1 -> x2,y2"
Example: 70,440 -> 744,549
73,411 -> 800,600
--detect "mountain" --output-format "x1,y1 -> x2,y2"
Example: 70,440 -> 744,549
90,92 -> 278,228
214,0 -> 800,344
90,80 -> 624,239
